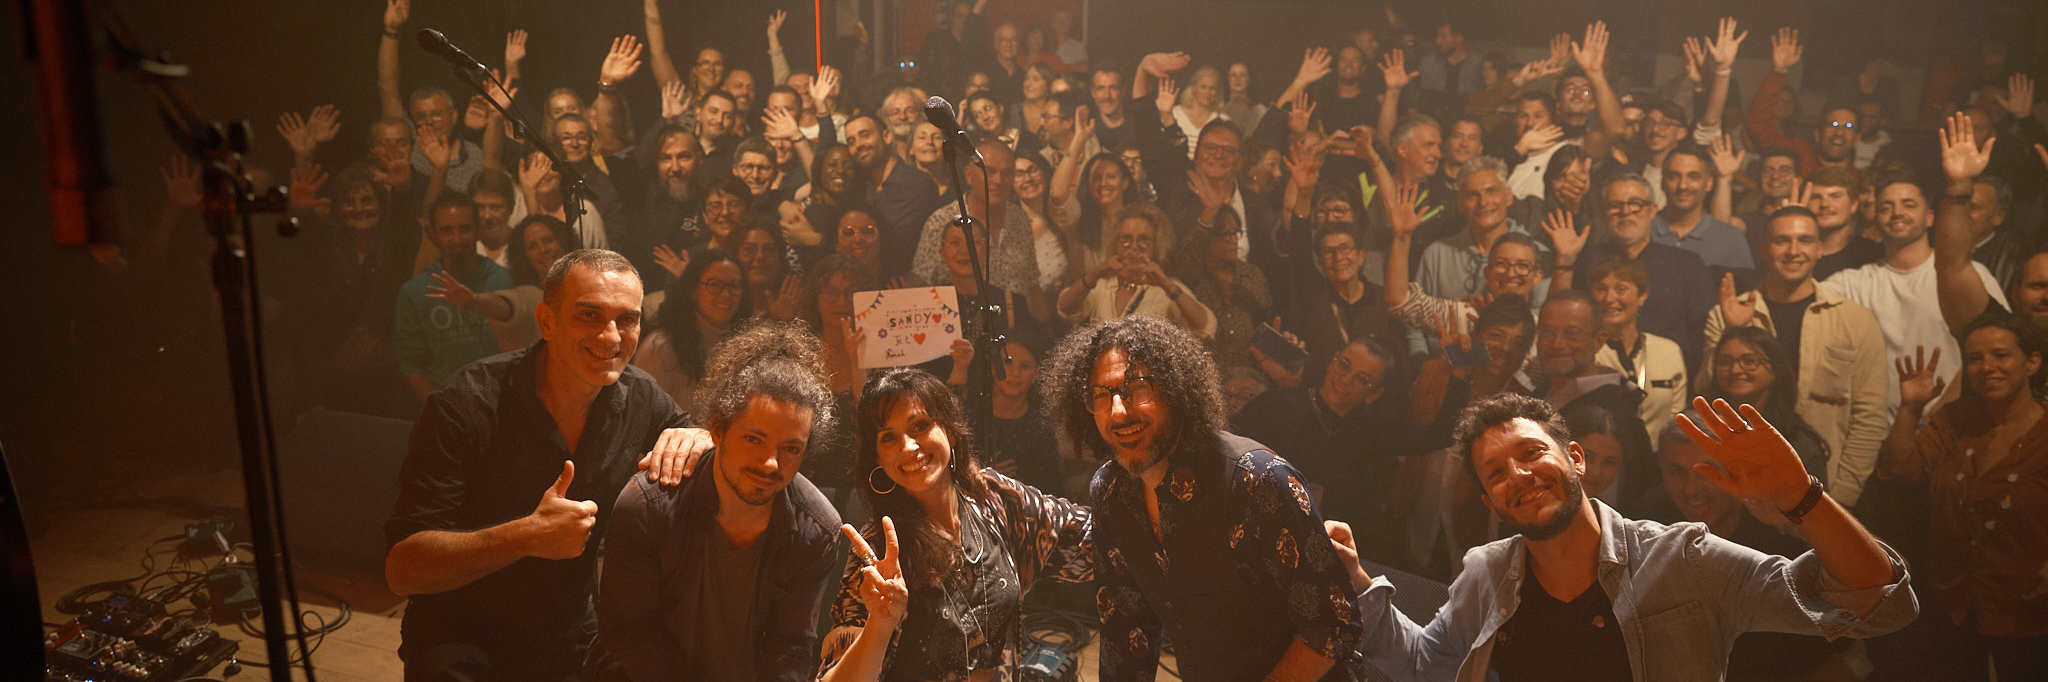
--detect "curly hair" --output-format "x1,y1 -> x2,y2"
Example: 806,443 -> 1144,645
1452,393 -> 1573,487
854,368 -> 994,587
1040,316 -> 1226,464
696,320 -> 838,442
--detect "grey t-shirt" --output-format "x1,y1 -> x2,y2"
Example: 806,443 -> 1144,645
682,529 -> 766,680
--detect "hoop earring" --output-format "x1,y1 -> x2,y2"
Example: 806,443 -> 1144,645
868,467 -> 898,495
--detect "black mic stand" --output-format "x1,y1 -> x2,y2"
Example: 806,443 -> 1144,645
936,134 -> 1007,462
444,55 -> 588,233
99,5 -> 314,680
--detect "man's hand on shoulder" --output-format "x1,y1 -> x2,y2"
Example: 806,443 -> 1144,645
640,427 -> 714,486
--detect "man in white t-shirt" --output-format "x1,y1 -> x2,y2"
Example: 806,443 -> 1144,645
1821,179 -> 2006,413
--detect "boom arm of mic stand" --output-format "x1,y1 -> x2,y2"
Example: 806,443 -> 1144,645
449,65 -> 588,231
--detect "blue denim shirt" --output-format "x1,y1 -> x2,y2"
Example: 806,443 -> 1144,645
1358,500 -> 1916,682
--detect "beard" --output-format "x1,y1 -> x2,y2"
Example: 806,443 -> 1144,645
1497,471 -> 1586,541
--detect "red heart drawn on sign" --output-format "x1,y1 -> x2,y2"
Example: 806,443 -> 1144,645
914,333 -> 928,344
932,313 -> 943,324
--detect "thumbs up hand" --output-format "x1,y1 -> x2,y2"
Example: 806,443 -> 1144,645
528,460 -> 600,560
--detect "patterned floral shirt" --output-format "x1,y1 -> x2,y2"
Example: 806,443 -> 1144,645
817,470 -> 1093,681
1091,432 -> 1364,682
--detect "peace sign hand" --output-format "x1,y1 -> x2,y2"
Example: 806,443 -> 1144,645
841,516 -> 908,626
1674,397 -> 1812,510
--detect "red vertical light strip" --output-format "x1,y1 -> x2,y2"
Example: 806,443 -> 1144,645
814,0 -> 825,72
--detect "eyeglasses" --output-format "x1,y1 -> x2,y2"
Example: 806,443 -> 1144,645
1116,234 -> 1156,248
1607,199 -> 1655,215
736,162 -> 777,174
1210,226 -> 1244,240
1487,259 -> 1537,276
1121,156 -> 1144,167
1314,205 -> 1355,219
1717,353 -> 1770,372
556,133 -> 591,144
1561,85 -> 1593,96
1650,118 -> 1686,130
698,279 -> 743,295
839,224 -> 878,239
1087,376 -> 1157,413
1327,356 -> 1381,392
1826,121 -> 1857,130
1015,165 -> 1045,177
1197,144 -> 1239,158
1319,244 -> 1359,259
1537,327 -> 1589,344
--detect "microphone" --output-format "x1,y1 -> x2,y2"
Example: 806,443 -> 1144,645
416,28 -> 487,74
922,95 -> 984,166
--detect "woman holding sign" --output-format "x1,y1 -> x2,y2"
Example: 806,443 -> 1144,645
818,368 -> 1093,682
1056,203 -> 1216,338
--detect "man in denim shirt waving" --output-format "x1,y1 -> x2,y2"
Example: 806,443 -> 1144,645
1329,394 -> 1915,681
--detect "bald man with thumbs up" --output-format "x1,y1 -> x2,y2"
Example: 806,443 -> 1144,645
383,250 -> 714,682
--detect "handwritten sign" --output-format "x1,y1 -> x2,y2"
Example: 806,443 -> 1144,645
852,286 -> 963,368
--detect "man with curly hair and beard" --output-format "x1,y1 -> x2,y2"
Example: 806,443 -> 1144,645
1326,393 -> 1917,681
1040,316 -> 1363,682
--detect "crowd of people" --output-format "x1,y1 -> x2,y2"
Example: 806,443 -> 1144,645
119,0 -> 2048,679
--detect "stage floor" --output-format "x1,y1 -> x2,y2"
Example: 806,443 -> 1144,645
29,458 -> 1148,680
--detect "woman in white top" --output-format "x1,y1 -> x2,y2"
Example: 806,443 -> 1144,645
1172,66 -> 1230,159
425,214 -> 581,353
632,249 -> 753,409
1056,203 -> 1215,337
1013,151 -> 1078,293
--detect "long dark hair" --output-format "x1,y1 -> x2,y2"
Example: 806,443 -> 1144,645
659,248 -> 755,381
855,368 -> 995,587
1076,152 -> 1132,253
800,253 -> 876,333
1707,327 -> 1809,434
1041,316 -> 1226,463
505,215 -> 582,287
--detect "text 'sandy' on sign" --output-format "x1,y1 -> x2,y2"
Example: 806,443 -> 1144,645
852,286 -> 962,368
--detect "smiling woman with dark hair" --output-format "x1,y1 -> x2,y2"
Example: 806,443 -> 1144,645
817,367 -> 1091,682
634,249 -> 754,408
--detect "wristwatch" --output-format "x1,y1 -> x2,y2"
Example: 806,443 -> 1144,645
1779,475 -> 1825,525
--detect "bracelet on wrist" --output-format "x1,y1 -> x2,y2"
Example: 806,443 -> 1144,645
1714,67 -> 1732,77
383,30 -> 401,39
598,80 -> 620,94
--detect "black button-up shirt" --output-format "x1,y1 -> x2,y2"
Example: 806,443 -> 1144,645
1091,432 -> 1364,682
385,341 -> 691,646
859,159 -> 941,280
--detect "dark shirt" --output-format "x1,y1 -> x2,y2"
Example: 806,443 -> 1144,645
1811,235 -> 1883,282
860,159 -> 943,279
822,471 -> 1093,681
1974,229 -> 2031,294
1281,280 -> 1400,388
596,455 -> 842,682
1315,82 -> 1381,133
916,17 -> 987,108
1491,557 -> 1633,682
623,184 -> 703,293
1764,294 -> 1814,367
1092,432 -> 1364,682
1232,388 -> 1411,562
1573,242 -> 1715,370
985,405 -> 1064,494
1094,110 -> 1131,150
384,342 -> 692,653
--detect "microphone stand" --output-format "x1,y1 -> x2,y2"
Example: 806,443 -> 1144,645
98,4 -> 313,680
936,134 -> 1007,461
444,56 -> 587,233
